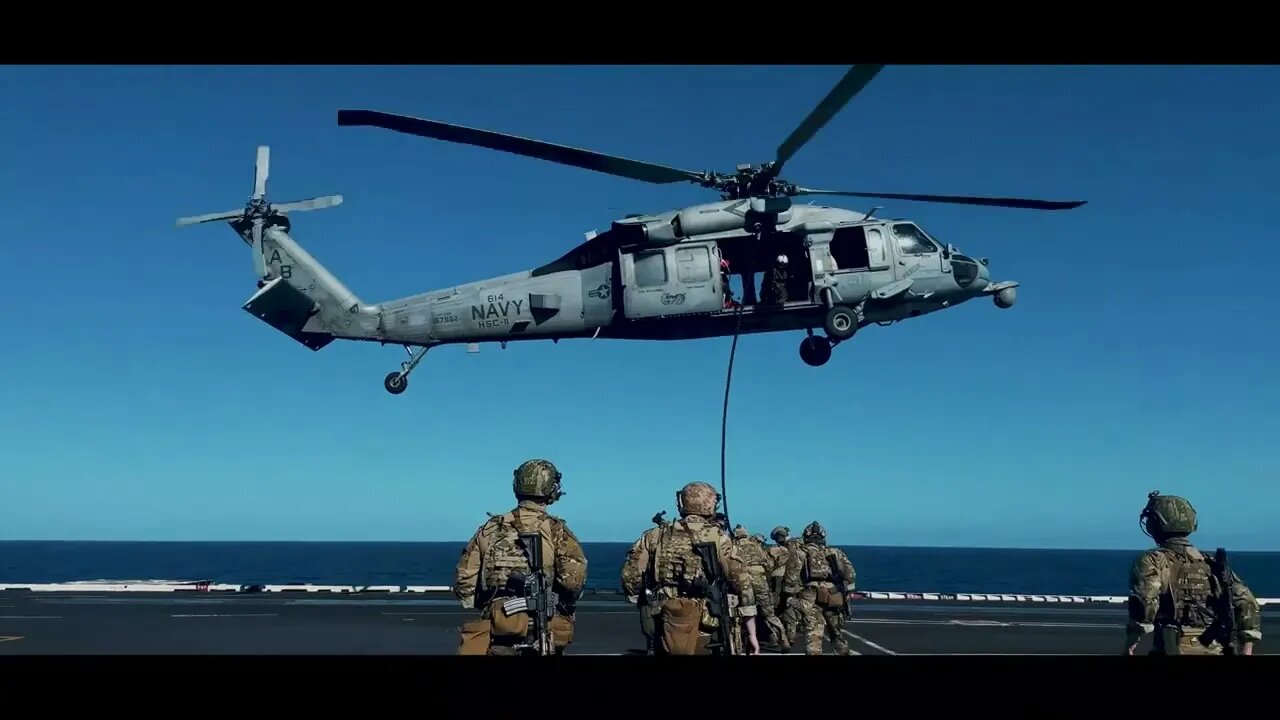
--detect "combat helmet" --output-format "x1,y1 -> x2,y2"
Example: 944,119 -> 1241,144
676,481 -> 720,519
1140,491 -> 1197,539
770,526 -> 790,543
802,521 -> 826,544
513,459 -> 563,504
732,524 -> 749,540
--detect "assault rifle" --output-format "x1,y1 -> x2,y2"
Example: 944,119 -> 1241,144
692,541 -> 735,656
826,554 -> 851,620
500,533 -> 554,656
652,510 -> 668,526
1200,547 -> 1237,655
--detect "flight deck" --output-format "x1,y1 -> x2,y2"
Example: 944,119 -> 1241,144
2,583 -> 1271,655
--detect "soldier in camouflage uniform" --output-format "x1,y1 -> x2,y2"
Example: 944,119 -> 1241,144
620,482 -> 759,655
453,459 -> 588,656
714,515 -> 761,653
631,510 -> 670,655
768,525 -> 801,651
1125,491 -> 1261,656
732,525 -> 789,651
782,521 -> 857,655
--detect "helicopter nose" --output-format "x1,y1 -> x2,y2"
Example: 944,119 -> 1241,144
949,254 -> 989,292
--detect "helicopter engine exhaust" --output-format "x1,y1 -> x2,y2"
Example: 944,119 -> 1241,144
994,286 -> 1017,309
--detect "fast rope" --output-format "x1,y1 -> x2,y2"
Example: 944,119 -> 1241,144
719,298 -> 746,528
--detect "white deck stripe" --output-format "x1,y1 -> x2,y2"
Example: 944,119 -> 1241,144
2,581 -> 1275,606
842,629 -> 897,655
170,613 -> 278,618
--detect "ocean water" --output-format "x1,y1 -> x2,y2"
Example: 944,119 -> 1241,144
3,541 -> 1279,597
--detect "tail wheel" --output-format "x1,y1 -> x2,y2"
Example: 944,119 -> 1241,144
823,305 -> 858,341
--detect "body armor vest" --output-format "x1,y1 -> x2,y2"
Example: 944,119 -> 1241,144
480,509 -> 558,592
1157,545 -> 1218,630
653,519 -> 715,588
800,544 -> 833,583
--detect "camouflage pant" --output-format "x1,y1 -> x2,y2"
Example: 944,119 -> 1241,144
748,573 -> 787,647
795,587 -> 851,655
779,595 -> 801,649
639,602 -> 658,653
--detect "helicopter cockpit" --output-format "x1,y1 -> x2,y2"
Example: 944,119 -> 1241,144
888,221 -> 988,291
890,222 -> 942,256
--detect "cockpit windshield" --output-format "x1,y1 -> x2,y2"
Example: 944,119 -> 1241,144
891,223 -> 940,255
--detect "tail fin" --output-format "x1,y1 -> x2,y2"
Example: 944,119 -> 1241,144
243,226 -> 381,350
177,145 -> 381,351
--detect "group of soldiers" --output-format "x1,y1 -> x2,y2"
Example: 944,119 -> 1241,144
621,494 -> 854,656
452,458 -> 1264,656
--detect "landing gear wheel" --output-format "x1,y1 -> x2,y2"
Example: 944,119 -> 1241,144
384,372 -> 408,395
384,344 -> 430,396
799,336 -> 833,367
823,305 -> 858,341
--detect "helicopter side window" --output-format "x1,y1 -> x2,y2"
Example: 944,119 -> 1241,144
633,250 -> 668,288
675,246 -> 712,284
829,226 -> 870,271
892,223 -> 939,255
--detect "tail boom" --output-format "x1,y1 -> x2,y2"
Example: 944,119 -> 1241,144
244,226 -> 381,350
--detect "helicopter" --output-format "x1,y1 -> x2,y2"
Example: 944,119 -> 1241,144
177,64 -> 1086,396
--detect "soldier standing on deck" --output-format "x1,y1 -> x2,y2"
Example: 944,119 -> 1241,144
1125,491 -> 1262,656
631,510 -> 670,655
732,525 -> 789,651
768,526 -> 801,651
453,459 -> 588,656
782,521 -> 857,655
620,482 -> 760,655
714,514 -> 757,653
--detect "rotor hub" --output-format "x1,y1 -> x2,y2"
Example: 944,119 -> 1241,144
698,164 -> 800,201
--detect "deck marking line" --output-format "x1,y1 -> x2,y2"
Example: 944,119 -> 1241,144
842,629 -> 897,655
0,636 -> 23,642
849,617 -> 1122,629
170,613 -> 278,618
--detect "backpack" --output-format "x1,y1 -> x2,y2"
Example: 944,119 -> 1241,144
800,543 -> 834,583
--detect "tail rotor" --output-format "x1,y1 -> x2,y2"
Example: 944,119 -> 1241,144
176,145 -> 344,282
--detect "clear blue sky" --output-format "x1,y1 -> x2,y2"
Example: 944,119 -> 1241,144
1,65 -> 1275,550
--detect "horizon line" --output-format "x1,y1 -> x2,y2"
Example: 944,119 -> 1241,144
2,539 -> 1275,553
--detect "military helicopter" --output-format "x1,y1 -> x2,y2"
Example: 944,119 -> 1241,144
177,65 -> 1085,395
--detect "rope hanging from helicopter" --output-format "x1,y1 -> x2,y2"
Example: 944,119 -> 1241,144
719,287 -> 746,528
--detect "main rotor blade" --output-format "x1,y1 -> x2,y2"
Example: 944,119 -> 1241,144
254,146 -> 270,199
272,195 -> 344,214
338,109 -> 706,186
773,65 -> 884,175
176,208 -> 243,227
792,187 -> 1087,210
